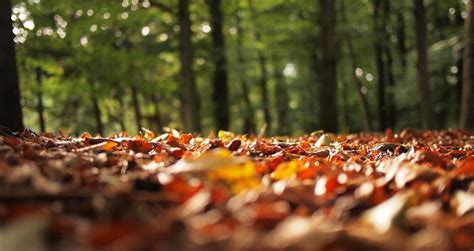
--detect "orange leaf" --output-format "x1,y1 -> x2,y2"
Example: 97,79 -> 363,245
102,141 -> 118,151
454,157 -> 474,177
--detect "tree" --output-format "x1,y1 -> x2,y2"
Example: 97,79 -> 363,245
396,6 -> 407,69
89,82 -> 104,135
414,0 -> 434,129
0,0 -> 24,132
319,0 -> 338,132
208,0 -> 230,130
383,0 -> 396,128
150,94 -> 163,132
460,0 -> 474,129
35,67 -> 46,132
235,7 -> 255,133
273,61 -> 291,135
178,0 -> 201,132
248,0 -> 272,133
374,0 -> 386,131
340,0 -> 371,131
131,85 -> 143,132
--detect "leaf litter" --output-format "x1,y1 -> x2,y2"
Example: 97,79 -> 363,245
0,129 -> 473,250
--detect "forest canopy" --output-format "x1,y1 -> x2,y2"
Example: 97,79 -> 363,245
2,0 -> 474,135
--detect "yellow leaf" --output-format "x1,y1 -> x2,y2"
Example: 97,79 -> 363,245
218,130 -> 235,140
102,141 -> 118,151
207,161 -> 256,181
271,160 -> 302,180
168,148 -> 259,193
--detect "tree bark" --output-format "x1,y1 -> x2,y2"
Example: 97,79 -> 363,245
374,0 -> 386,131
248,0 -> 272,133
273,62 -> 290,135
131,85 -> 143,132
150,94 -> 163,131
414,0 -> 434,129
460,0 -> 474,129
385,46 -> 396,128
319,0 -> 339,132
117,97 -> 126,132
35,68 -> 46,132
396,11 -> 407,69
0,0 -> 23,132
308,51 -> 320,131
90,82 -> 103,135
236,9 -> 255,133
341,78 -> 349,132
340,1 -> 371,131
178,0 -> 201,132
384,0 -> 396,128
208,0 -> 229,130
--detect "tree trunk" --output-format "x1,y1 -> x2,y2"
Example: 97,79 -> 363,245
178,0 -> 201,132
319,0 -> 338,132
90,83 -> 103,135
414,0 -> 434,129
341,78 -> 349,132
374,0 -> 386,131
340,1 -> 371,131
0,0 -> 23,132
308,51 -> 320,131
35,67 -> 46,132
460,0 -> 474,129
150,94 -> 163,131
117,97 -> 126,132
384,0 -> 396,128
130,85 -> 143,132
248,0 -> 272,133
208,0 -> 229,130
396,11 -> 407,69
385,46 -> 396,128
235,9 -> 255,133
273,62 -> 290,135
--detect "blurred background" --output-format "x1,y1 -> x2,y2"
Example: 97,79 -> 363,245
4,0 -> 473,135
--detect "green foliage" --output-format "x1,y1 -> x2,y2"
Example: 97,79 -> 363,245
12,0 -> 467,134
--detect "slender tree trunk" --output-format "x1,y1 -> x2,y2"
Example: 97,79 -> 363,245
248,0 -> 271,133
384,0 -> 396,128
396,11 -> 407,69
235,9 -> 255,133
453,1 -> 464,127
341,78 -> 349,132
340,1 -> 371,131
178,0 -> 201,132
308,51 -> 320,131
90,82 -> 103,135
414,0 -> 434,129
117,97 -> 126,132
455,54 -> 463,124
150,94 -> 163,131
130,85 -> 142,132
319,0 -> 338,132
273,62 -> 290,135
374,0 -> 386,131
385,46 -> 396,128
0,0 -> 23,132
35,68 -> 46,132
208,0 -> 229,130
432,0 -> 449,40
460,0 -> 474,129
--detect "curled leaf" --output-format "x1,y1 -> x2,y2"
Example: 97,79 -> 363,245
315,134 -> 331,147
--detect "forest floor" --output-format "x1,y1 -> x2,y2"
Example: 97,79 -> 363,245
0,128 -> 473,250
